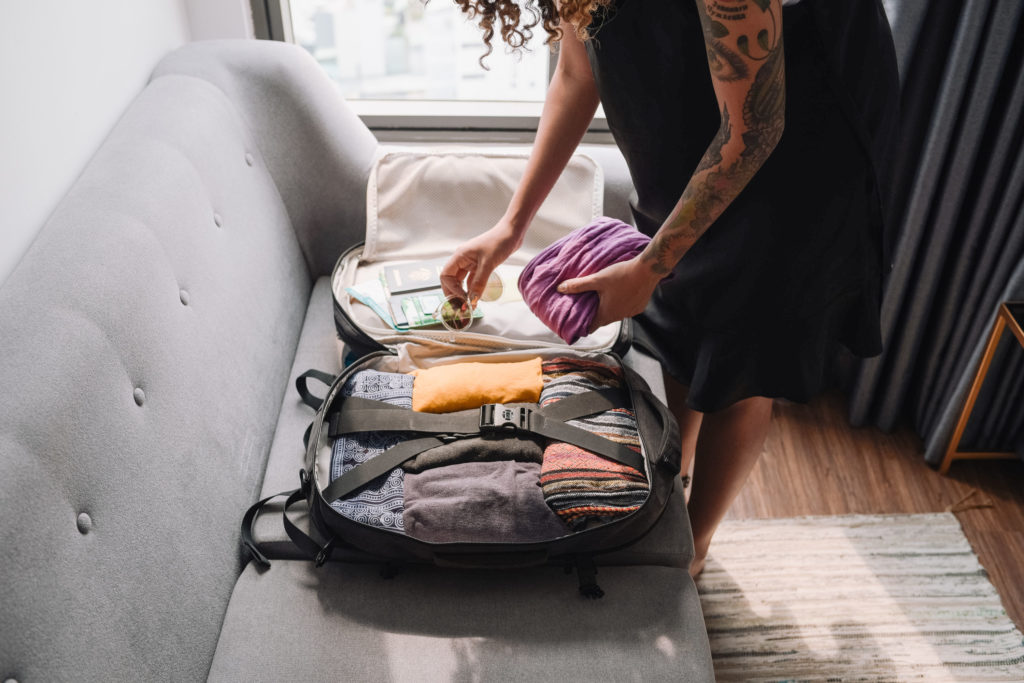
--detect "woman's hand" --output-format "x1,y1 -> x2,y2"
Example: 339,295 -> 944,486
557,257 -> 664,334
440,216 -> 524,303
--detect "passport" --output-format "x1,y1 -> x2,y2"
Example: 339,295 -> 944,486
382,258 -> 446,295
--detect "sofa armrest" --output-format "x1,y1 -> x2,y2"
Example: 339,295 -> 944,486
153,40 -> 380,278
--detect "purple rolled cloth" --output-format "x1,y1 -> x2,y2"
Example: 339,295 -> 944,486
518,216 -> 653,344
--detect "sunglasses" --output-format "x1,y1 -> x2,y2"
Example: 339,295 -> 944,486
436,271 -> 504,333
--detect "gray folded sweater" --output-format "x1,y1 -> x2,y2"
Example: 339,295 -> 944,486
402,461 -> 568,543
401,434 -> 545,474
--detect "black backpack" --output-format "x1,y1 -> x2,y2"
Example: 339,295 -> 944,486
243,348 -> 680,597
240,149 -> 682,596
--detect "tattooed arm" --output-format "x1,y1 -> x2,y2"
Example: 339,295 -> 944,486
642,0 -> 786,275
558,0 -> 785,331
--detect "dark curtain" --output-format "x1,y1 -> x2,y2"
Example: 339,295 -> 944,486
843,0 -> 1024,465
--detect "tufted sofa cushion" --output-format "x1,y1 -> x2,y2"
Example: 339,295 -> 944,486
0,40 -> 377,681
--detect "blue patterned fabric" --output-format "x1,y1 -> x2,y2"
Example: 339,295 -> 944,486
329,369 -> 414,532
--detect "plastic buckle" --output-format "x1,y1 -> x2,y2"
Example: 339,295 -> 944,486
314,537 -> 336,568
479,404 -> 530,435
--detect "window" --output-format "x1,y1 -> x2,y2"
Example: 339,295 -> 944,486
290,0 -> 552,102
256,0 -> 608,138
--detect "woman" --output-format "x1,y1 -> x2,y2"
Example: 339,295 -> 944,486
440,0 -> 899,577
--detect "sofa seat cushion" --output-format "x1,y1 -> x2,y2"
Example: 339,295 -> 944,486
250,278 -> 693,568
208,560 -> 713,682
260,277 -> 343,497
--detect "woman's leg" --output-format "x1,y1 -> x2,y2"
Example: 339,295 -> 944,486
663,373 -> 703,501
686,394 -> 773,577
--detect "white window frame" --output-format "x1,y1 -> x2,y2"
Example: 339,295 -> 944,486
255,0 -> 612,142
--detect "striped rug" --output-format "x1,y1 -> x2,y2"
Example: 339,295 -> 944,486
696,513 -> 1024,682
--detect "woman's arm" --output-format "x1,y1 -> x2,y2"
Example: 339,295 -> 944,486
640,0 -> 786,275
558,0 -> 786,330
505,17 -> 602,231
440,17 -> 600,301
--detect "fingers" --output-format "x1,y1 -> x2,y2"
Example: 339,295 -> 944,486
439,254 -> 472,299
557,274 -> 598,295
440,271 -> 468,300
465,264 -> 495,305
557,274 -> 605,335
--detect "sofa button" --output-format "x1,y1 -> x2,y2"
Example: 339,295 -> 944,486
77,512 -> 92,534
134,387 -> 146,406
213,213 -> 223,228
245,152 -> 254,167
180,289 -> 190,306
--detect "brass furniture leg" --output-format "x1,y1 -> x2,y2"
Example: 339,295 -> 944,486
939,302 -> 1024,475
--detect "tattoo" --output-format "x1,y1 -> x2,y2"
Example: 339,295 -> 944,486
700,4 -> 750,82
741,40 -> 786,163
737,1 -> 779,60
695,103 -> 732,174
706,0 -> 779,64
705,37 -> 749,81
639,1 -> 785,276
709,1 -> 748,23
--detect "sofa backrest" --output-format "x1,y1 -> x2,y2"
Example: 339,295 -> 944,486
0,41 -> 377,681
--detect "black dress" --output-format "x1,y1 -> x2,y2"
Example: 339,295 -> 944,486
584,0 -> 900,412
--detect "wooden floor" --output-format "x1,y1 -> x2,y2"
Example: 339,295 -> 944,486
723,389 -> 1024,631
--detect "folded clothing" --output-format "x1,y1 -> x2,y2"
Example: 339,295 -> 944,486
541,356 -> 628,396
410,357 -> 543,413
403,461 -> 568,543
330,369 -> 414,532
402,434 -> 545,474
538,357 -> 649,529
518,216 -> 653,345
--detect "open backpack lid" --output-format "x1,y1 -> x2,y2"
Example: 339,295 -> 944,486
361,145 -> 605,263
333,145 -> 630,362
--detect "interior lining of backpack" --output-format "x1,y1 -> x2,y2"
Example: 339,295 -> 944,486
333,247 -> 623,358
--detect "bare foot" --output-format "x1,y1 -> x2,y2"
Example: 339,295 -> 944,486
689,554 -> 706,579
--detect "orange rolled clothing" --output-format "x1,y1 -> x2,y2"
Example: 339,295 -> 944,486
410,357 -> 543,413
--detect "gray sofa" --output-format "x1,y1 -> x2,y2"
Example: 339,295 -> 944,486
0,40 -> 713,682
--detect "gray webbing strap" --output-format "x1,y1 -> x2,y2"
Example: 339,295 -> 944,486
321,436 -> 445,503
320,388 -> 643,505
526,413 -> 643,471
532,389 -> 621,422
330,400 -> 480,436
329,389 -> 623,439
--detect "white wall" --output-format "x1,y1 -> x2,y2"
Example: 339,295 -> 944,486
0,0 -> 191,286
185,0 -> 255,40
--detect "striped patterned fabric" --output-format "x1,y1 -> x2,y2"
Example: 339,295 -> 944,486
539,358 -> 648,529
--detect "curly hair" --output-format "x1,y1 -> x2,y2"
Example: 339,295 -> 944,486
437,0 -> 614,69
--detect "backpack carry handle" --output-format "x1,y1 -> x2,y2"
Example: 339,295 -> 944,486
240,488 -> 309,569
633,385 -> 682,475
240,471 -> 348,569
296,369 -> 337,411
620,365 -> 682,476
